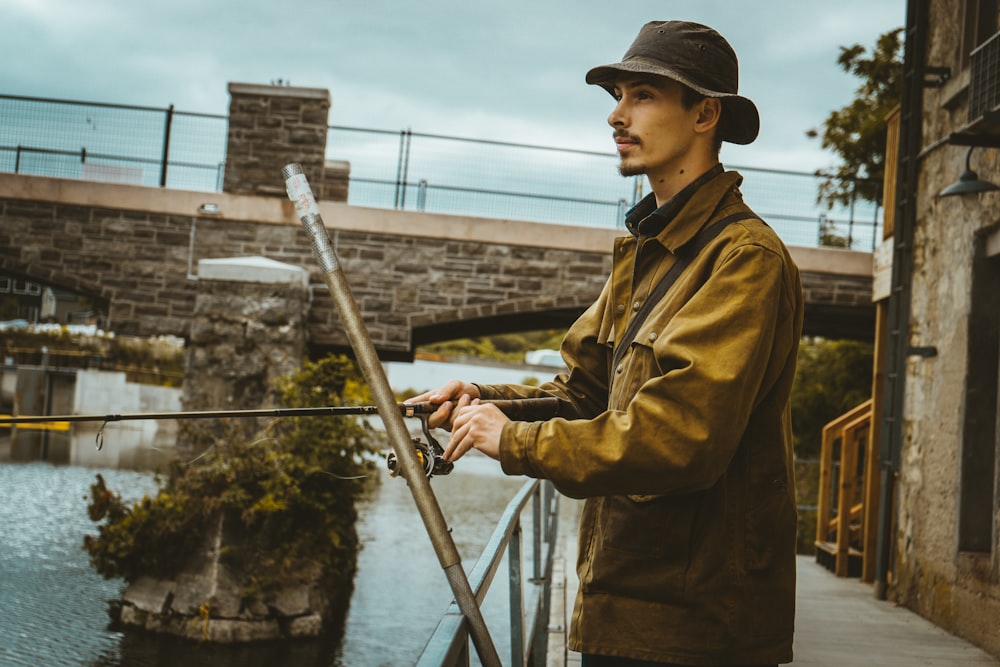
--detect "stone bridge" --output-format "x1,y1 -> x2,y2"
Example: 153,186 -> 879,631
0,172 -> 874,360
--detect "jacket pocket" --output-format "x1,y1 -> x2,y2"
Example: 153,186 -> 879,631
587,494 -> 697,602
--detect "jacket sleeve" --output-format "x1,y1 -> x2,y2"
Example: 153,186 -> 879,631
477,277 -> 614,421
497,240 -> 796,500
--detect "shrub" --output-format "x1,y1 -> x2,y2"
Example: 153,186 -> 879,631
84,355 -> 380,598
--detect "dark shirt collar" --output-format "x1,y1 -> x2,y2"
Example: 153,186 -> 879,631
623,163 -> 725,238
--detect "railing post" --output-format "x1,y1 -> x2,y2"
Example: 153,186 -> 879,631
533,481 -> 557,665
417,178 -> 428,211
509,517 -> 525,667
848,178 -> 857,249
394,128 -> 412,209
15,145 -> 21,173
160,104 -> 174,187
532,487 -> 542,580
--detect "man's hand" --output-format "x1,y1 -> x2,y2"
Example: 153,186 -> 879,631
406,379 -> 481,430
443,395 -> 509,462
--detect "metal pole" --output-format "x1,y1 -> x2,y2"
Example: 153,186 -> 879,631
282,162 -> 502,667
160,104 -> 174,187
394,129 -> 406,208
400,128 -> 412,209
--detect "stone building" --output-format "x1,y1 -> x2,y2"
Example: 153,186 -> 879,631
874,0 -> 1000,657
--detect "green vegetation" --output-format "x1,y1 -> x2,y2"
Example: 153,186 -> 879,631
83,355 -> 379,599
808,27 -> 903,210
1,329 -> 184,387
790,337 -> 874,553
418,329 -> 564,364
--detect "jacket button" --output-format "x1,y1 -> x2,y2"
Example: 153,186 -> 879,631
616,364 -> 624,374
632,301 -> 641,312
648,332 -> 657,342
616,304 -> 626,314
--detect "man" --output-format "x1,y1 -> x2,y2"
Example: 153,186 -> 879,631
415,20 -> 803,666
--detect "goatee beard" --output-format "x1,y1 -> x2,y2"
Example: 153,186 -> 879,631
618,161 -> 645,177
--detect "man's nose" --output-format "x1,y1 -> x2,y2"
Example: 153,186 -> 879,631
608,100 -> 627,127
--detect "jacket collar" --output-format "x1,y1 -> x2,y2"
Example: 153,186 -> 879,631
623,165 -> 744,252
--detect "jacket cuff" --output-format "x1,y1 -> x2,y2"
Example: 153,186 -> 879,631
499,420 -> 539,477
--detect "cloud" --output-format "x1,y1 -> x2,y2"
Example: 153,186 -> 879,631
0,0 -> 905,174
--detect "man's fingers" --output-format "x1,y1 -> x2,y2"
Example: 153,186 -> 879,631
426,400 -> 454,430
442,396 -> 473,461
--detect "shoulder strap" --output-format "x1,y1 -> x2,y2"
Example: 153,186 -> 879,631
611,211 -> 759,373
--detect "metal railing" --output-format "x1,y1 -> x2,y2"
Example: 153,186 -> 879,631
0,93 -> 883,249
418,478 -> 559,666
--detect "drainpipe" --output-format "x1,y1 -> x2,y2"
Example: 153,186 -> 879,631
874,0 -> 925,601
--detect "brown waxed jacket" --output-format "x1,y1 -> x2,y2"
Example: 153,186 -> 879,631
478,169 -> 803,665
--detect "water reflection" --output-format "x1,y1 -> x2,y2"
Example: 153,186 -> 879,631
0,454 -> 527,666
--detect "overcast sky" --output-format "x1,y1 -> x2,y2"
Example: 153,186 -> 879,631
2,0 -> 904,173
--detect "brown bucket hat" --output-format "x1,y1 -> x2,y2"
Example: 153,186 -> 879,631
586,20 -> 760,145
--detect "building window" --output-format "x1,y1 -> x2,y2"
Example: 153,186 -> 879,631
11,280 -> 41,296
957,233 -> 1000,553
961,0 -> 999,69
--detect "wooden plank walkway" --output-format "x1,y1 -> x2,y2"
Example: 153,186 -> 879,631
548,499 -> 999,666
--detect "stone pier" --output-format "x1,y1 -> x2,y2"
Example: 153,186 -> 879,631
177,255 -> 310,459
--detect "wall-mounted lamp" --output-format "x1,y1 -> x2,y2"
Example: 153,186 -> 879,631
939,147 -> 1000,197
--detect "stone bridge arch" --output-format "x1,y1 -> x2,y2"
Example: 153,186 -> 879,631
409,296 -> 599,349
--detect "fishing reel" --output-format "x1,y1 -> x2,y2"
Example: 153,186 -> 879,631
386,415 -> 454,479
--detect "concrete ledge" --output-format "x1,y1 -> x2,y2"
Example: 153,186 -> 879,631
793,245 -> 873,277
228,82 -> 330,101
197,256 -> 309,286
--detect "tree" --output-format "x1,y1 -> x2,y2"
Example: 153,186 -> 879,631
791,337 -> 874,460
809,28 -> 904,209
790,337 -> 874,554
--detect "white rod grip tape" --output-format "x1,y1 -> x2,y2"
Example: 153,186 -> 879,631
282,163 -> 338,272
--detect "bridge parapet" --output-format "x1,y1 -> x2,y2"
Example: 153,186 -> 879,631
0,173 -> 873,356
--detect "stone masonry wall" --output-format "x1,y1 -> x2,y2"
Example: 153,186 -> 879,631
0,188 -> 874,356
223,83 -> 332,199
0,197 -> 609,356
178,276 -> 308,458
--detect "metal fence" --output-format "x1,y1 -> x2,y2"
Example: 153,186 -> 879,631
0,93 -> 882,250
0,94 -> 226,191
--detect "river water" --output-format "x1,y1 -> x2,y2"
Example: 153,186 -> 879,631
0,455 -> 532,666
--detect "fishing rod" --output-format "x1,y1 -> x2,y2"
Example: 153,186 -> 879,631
283,163 -> 502,666
0,398 -> 559,426
0,398 -> 560,478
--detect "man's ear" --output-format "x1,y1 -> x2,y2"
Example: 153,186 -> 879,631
695,98 -> 722,133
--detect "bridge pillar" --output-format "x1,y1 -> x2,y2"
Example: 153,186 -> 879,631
223,82 -> 348,201
177,256 -> 309,459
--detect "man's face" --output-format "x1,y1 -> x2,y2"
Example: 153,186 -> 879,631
607,75 -> 704,180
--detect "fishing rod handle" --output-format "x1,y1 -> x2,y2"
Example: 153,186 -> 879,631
281,163 -> 338,273
404,397 -> 561,421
